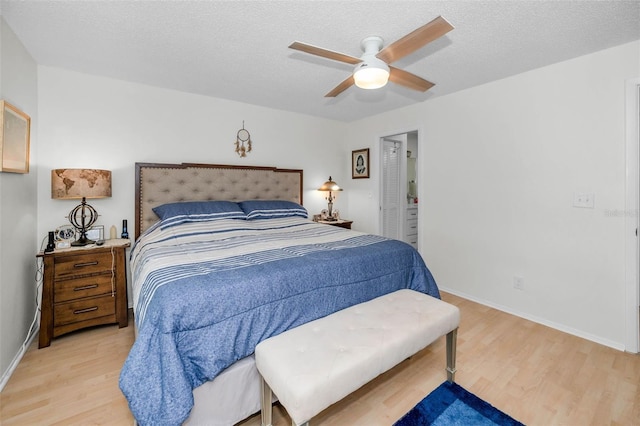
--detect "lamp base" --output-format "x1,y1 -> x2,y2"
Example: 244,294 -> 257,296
68,197 -> 99,247
71,236 -> 96,246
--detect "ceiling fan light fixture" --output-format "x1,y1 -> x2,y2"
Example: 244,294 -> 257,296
353,57 -> 390,89
290,17 -> 453,97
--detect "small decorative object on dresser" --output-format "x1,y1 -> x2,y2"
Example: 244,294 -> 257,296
37,239 -> 130,348
54,224 -> 76,249
121,219 -> 129,239
85,225 -> 104,242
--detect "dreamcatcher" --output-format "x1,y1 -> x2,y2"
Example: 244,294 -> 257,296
234,121 -> 252,157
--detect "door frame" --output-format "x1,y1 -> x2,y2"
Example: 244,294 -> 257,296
625,77 -> 640,353
378,127 -> 422,241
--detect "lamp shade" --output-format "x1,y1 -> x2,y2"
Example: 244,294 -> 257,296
317,176 -> 342,192
353,56 -> 390,90
51,169 -> 112,199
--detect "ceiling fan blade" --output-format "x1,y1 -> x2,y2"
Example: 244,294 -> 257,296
325,75 -> 355,97
289,41 -> 362,65
377,16 -> 453,64
389,66 -> 435,92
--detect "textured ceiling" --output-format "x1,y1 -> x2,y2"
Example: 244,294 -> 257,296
1,1 -> 639,122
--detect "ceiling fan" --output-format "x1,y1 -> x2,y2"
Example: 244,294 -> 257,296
289,16 -> 454,97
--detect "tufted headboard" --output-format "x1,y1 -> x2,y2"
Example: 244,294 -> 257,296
135,162 -> 304,239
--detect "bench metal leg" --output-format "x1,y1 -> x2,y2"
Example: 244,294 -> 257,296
262,376 -> 310,426
261,376 -> 273,426
446,328 -> 458,383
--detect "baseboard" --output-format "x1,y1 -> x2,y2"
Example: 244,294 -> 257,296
0,326 -> 39,392
439,286 -> 625,352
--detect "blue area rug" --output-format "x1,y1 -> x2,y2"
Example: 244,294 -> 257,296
394,381 -> 525,426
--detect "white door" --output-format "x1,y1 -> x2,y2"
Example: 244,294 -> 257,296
381,136 -> 405,239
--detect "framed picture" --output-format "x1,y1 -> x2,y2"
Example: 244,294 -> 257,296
86,225 -> 104,242
0,101 -> 31,174
352,148 -> 370,179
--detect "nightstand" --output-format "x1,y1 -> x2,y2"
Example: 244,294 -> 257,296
37,239 -> 130,348
317,219 -> 353,229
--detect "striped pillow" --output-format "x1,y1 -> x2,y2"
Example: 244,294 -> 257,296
238,200 -> 307,220
153,201 -> 246,228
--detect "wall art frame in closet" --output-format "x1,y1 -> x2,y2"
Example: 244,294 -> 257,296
0,100 -> 31,174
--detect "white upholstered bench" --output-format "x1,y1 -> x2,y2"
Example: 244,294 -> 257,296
254,289 -> 460,426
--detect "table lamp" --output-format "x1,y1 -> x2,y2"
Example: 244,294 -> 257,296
51,169 -> 112,246
317,176 -> 342,221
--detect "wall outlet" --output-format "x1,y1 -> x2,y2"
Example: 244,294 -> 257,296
513,275 -> 524,290
573,192 -> 595,208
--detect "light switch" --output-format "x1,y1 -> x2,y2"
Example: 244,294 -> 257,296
573,192 -> 595,208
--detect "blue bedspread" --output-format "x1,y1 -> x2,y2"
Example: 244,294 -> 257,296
119,217 -> 439,425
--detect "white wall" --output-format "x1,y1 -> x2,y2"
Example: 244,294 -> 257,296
0,17 -> 38,387
346,41 -> 640,350
36,66 -> 350,245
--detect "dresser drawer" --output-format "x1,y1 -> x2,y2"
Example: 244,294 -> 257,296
406,234 -> 418,244
406,208 -> 418,220
54,274 -> 114,303
54,251 -> 113,279
54,295 -> 115,326
406,219 -> 418,236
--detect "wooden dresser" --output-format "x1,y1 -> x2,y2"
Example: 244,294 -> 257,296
37,239 -> 130,348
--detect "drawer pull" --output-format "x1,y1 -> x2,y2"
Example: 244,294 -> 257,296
74,284 -> 99,291
73,306 -> 98,315
74,261 -> 99,268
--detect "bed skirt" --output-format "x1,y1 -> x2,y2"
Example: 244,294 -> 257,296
185,355 -> 262,425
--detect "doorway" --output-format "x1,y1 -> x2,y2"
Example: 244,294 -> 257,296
381,135 -> 404,240
380,130 -> 419,247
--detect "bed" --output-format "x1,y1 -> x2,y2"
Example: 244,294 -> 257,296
119,162 -> 440,426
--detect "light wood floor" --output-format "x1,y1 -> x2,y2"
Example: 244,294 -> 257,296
1,293 -> 639,425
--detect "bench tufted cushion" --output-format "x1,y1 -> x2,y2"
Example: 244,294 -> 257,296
255,289 -> 460,425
